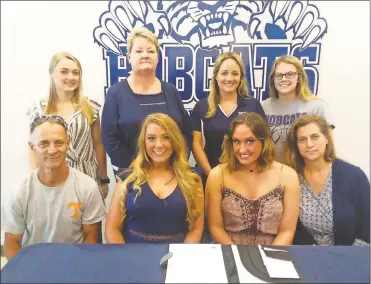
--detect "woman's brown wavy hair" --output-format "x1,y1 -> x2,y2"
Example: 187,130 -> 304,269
283,115 -> 336,173
220,112 -> 275,172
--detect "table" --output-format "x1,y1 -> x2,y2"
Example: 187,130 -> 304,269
1,243 -> 369,283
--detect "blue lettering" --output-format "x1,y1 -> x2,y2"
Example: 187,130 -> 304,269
268,115 -> 276,125
290,114 -> 296,124
276,116 -> 283,126
231,45 -> 253,97
292,44 -> 320,96
195,48 -> 220,102
105,46 -> 130,93
163,44 -> 194,102
103,43 -> 322,109
254,44 -> 290,101
283,115 -> 290,124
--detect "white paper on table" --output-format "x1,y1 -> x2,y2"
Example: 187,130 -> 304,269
258,245 -> 300,279
165,244 -> 228,283
231,245 -> 268,283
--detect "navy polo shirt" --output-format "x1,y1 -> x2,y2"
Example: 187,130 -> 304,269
191,95 -> 267,168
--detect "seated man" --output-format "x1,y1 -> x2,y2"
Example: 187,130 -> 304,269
2,115 -> 106,260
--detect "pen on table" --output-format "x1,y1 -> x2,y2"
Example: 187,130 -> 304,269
225,251 -> 237,276
160,251 -> 173,269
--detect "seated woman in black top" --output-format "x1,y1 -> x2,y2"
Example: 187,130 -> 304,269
105,113 -> 204,243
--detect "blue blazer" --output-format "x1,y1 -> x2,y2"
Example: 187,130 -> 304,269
294,159 -> 370,245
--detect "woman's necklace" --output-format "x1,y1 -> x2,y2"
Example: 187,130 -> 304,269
164,173 -> 175,186
163,173 -> 175,207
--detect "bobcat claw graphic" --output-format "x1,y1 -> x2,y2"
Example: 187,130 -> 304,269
234,0 -> 265,38
94,0 -> 327,53
93,1 -> 171,55
248,0 -> 327,49
288,3 -> 327,49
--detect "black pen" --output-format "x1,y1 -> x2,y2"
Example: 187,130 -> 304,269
226,251 -> 237,276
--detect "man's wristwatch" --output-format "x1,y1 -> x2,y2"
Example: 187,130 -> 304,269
100,177 -> 110,184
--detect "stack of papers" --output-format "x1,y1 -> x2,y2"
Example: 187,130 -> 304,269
165,244 -> 228,283
164,244 -> 300,283
231,245 -> 267,283
258,245 -> 300,279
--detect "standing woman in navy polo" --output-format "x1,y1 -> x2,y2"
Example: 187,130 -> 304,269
191,52 -> 266,176
101,27 -> 192,176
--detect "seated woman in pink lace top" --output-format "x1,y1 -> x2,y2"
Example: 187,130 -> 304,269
206,112 -> 300,245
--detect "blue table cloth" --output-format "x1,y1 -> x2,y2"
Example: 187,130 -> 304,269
1,243 -> 369,283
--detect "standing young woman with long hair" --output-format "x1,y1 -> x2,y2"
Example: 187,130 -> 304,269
26,52 -> 109,199
262,55 -> 334,162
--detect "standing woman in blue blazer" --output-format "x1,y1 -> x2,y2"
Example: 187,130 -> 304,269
101,27 -> 192,176
283,115 -> 370,245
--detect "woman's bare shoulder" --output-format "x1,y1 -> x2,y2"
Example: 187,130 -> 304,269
272,161 -> 299,184
208,164 -> 224,179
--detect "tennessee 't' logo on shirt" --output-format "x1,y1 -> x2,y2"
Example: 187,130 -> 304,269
68,202 -> 83,218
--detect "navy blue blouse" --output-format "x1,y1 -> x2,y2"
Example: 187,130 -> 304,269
120,172 -> 188,243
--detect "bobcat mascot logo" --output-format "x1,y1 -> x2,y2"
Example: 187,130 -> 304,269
93,1 -> 327,107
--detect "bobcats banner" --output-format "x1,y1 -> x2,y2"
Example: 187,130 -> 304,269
93,1 -> 327,113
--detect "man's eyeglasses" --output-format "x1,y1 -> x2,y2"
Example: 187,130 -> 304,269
30,115 -> 68,134
274,71 -> 299,80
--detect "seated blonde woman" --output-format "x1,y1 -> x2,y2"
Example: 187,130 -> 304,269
283,114 -> 370,246
105,113 -> 204,243
207,112 -> 300,245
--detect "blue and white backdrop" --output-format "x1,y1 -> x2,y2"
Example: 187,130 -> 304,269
1,1 -> 370,235
94,1 -> 327,111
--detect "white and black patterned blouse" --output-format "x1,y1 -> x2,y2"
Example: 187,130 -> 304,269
299,169 -> 334,246
299,169 -> 369,246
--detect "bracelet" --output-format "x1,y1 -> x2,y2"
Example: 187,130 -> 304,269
100,177 -> 110,184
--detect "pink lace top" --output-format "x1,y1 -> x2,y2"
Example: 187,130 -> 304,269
221,168 -> 284,245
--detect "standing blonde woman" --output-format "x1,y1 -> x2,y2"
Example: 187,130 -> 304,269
26,52 -> 109,199
105,113 -> 204,244
191,52 -> 266,176
101,27 -> 192,177
262,55 -> 334,161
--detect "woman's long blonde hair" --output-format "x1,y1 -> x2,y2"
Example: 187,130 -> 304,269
269,55 -> 318,102
119,113 -> 202,227
206,52 -> 249,118
45,52 -> 94,124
